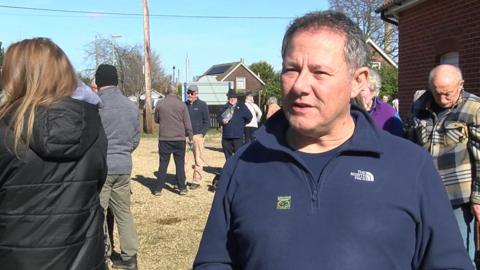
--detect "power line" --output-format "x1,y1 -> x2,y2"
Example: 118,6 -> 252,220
0,4 -> 294,20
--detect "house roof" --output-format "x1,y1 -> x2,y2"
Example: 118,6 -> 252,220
366,38 -> 398,69
376,0 -> 426,19
202,60 -> 265,85
376,0 -> 406,12
203,61 -> 240,81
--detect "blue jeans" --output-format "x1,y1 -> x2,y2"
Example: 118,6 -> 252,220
453,203 -> 476,263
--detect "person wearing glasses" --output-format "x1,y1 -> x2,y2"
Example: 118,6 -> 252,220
194,11 -> 472,269
185,85 -> 209,189
409,64 -> 480,265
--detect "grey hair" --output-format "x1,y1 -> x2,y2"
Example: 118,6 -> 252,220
368,68 -> 382,96
428,64 -> 463,88
165,84 -> 177,95
281,10 -> 368,75
267,96 -> 278,105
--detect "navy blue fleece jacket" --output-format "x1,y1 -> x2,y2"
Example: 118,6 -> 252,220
194,107 -> 473,270
186,99 -> 210,136
216,102 -> 252,139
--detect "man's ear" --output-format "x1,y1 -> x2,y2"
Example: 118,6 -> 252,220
350,67 -> 369,98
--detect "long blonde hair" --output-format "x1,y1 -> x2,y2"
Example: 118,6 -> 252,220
0,38 -> 77,155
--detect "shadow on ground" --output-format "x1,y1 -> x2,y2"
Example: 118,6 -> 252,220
203,166 -> 223,175
202,166 -> 223,192
132,173 -> 182,195
205,146 -> 223,153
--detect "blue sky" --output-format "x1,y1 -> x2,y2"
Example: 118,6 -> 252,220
0,0 -> 329,81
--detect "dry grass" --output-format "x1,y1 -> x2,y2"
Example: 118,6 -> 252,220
113,131 -> 224,270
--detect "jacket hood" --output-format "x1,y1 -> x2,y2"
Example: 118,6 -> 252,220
30,97 -> 102,160
255,105 -> 383,157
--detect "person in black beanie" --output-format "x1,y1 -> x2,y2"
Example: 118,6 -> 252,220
95,64 -> 140,269
95,64 -> 119,88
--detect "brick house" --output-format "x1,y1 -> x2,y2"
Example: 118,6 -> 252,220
367,38 -> 398,70
190,59 -> 265,127
201,59 -> 265,98
377,0 -> 480,118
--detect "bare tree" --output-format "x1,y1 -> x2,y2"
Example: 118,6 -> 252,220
82,36 -> 169,98
329,0 -> 398,58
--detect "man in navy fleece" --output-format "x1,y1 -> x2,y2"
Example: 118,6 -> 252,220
194,10 -> 473,270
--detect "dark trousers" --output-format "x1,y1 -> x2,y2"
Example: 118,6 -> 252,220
222,138 -> 243,160
157,140 -> 186,191
244,127 -> 257,144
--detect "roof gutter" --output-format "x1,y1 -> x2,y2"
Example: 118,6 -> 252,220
380,12 -> 398,26
377,0 -> 426,25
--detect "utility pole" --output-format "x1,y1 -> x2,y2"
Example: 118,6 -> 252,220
143,0 -> 153,133
185,53 -> 189,82
384,22 -> 393,56
111,34 -> 121,65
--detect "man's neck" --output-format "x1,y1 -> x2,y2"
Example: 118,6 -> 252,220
99,85 -> 115,91
286,115 -> 355,153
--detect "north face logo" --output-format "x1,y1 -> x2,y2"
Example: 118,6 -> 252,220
350,170 -> 375,182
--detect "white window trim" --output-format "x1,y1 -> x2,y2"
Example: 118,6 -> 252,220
236,76 -> 246,90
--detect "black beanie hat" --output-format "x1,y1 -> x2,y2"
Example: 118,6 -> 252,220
95,64 -> 118,88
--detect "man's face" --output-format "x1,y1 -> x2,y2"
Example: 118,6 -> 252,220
228,97 -> 237,106
187,90 -> 198,103
431,72 -> 463,109
281,28 -> 365,137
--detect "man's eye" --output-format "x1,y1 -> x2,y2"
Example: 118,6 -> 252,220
313,70 -> 328,75
282,68 -> 298,74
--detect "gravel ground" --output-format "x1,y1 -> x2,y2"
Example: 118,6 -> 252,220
112,132 -> 224,270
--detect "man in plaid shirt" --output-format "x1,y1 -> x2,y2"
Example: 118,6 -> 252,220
409,64 -> 480,263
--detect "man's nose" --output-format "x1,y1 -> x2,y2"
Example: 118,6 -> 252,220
291,70 -> 310,95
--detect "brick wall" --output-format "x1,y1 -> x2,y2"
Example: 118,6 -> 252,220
223,65 -> 263,94
397,0 -> 480,118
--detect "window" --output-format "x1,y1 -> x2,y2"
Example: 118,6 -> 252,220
440,52 -> 459,66
236,77 -> 246,90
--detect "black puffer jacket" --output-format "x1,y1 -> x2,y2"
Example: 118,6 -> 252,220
0,98 -> 107,270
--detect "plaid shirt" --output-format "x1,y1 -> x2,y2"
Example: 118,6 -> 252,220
409,90 -> 480,206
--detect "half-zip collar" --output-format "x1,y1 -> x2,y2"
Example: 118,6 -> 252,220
255,105 -> 383,169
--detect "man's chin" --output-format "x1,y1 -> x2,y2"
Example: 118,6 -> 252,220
287,117 -> 317,134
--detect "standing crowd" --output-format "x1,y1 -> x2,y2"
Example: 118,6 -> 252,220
0,9 -> 479,270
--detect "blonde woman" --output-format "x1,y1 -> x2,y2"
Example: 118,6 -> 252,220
0,38 -> 107,270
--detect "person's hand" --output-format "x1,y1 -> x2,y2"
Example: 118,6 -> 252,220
222,119 -> 229,125
186,137 -> 193,145
471,203 -> 480,221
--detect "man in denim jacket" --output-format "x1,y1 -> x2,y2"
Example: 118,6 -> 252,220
409,64 -> 480,264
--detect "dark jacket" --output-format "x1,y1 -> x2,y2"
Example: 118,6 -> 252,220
216,102 -> 252,139
155,94 -> 193,141
0,98 -> 108,270
194,107 -> 472,270
98,86 -> 140,175
186,99 -> 209,136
